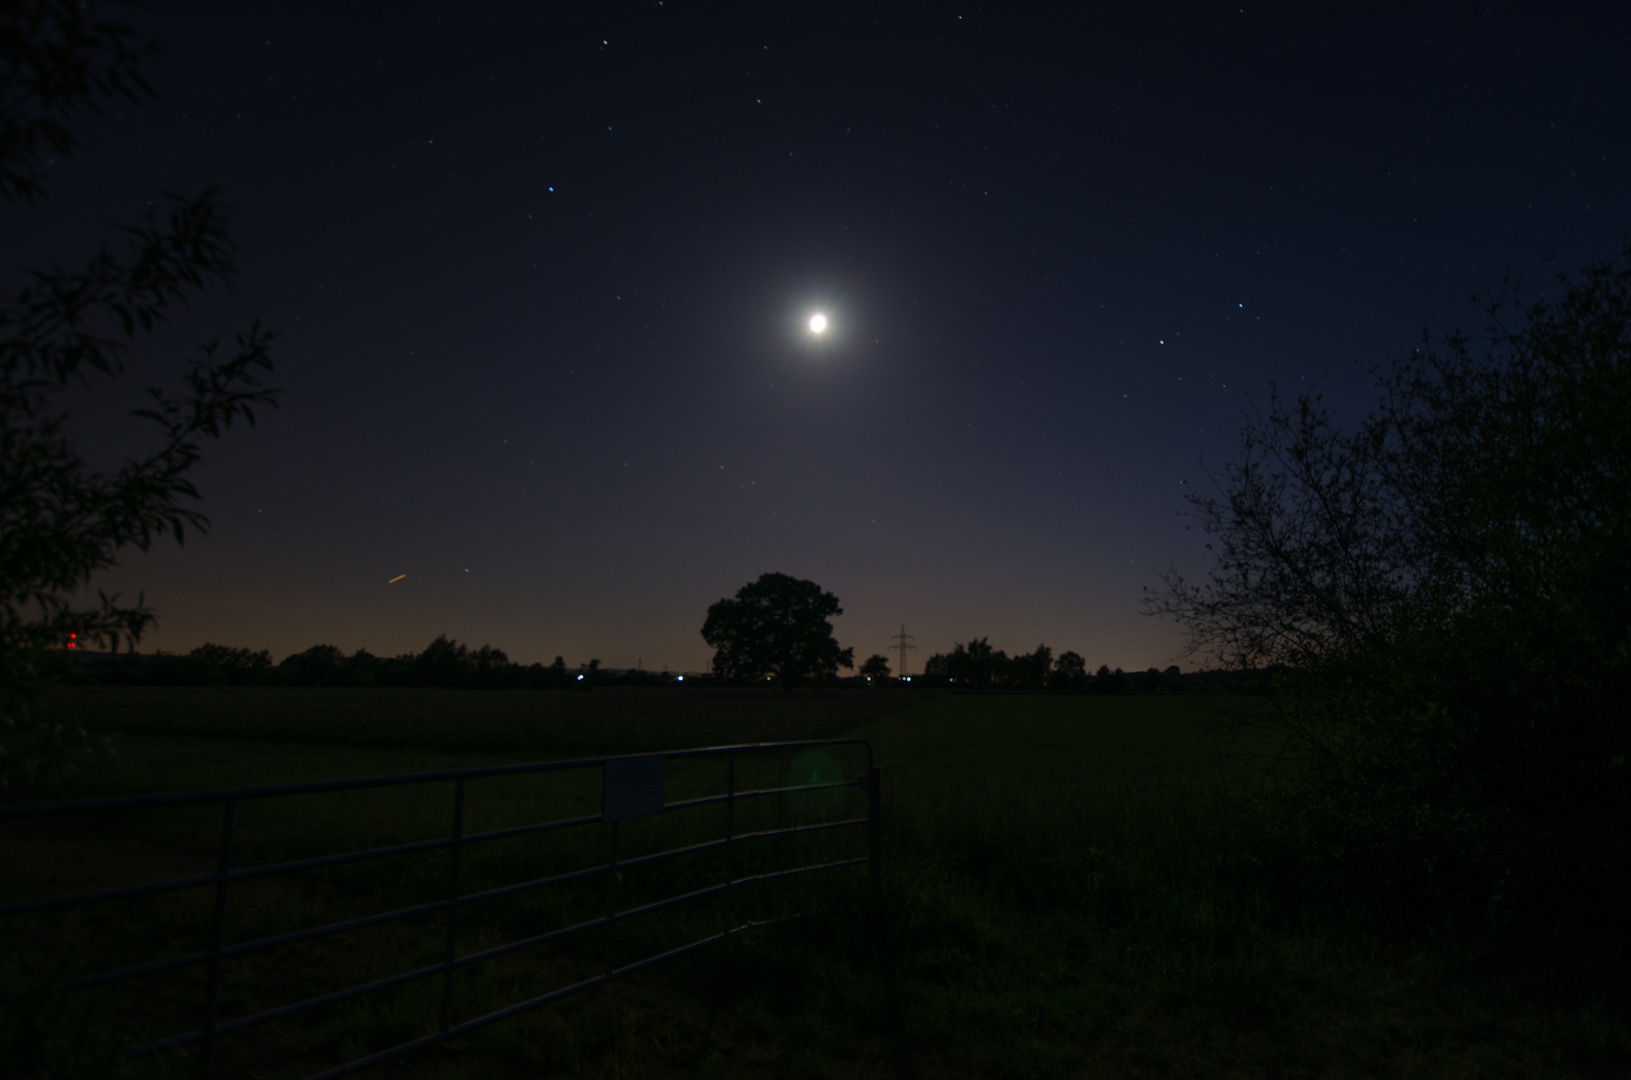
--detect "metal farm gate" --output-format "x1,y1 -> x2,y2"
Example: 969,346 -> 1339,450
0,739 -> 881,1078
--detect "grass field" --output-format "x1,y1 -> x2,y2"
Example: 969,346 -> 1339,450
4,687 -> 1626,1078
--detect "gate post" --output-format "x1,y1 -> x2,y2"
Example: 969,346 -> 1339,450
202,798 -> 236,1079
724,752 -> 736,936
867,766 -> 882,904
441,778 -> 465,1034
605,820 -> 619,975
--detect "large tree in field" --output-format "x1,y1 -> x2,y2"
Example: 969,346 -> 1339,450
859,654 -> 892,681
701,573 -> 855,693
1,0 -> 279,790
1148,248 -> 1631,932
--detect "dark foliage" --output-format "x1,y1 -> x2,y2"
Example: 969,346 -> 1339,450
0,0 -> 156,207
68,637 -> 692,691
942,637 -> 1000,691
1009,642 -> 1051,693
82,637 -> 1192,697
921,639 -> 1184,694
93,640 -> 523,689
858,654 -> 892,681
1049,650 -> 1087,692
700,573 -> 855,693
1149,247 -> 1631,950
0,0 -> 278,791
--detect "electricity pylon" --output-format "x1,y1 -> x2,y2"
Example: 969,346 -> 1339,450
890,623 -> 918,677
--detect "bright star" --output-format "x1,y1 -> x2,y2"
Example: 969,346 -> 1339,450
809,313 -> 828,334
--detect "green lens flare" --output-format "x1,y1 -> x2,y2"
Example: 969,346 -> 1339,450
784,748 -> 846,819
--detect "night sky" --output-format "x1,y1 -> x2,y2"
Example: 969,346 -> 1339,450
22,1 -> 1630,675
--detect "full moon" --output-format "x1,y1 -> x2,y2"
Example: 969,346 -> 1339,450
808,313 -> 828,333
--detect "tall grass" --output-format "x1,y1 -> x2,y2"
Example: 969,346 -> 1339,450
2,713 -> 877,1078
5,690 -> 1626,1078
628,696 -> 1628,1079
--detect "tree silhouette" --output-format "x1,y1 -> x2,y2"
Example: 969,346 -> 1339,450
185,643 -> 271,685
1052,650 -> 1087,692
1010,643 -> 1053,693
944,638 -> 1003,691
1149,246 -> 1631,928
701,573 -> 855,693
278,644 -> 348,685
414,635 -> 471,686
0,0 -> 278,790
859,654 -> 892,681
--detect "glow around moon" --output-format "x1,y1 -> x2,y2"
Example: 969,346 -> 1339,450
808,313 -> 828,333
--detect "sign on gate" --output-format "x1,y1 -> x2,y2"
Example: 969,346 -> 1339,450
602,755 -> 665,820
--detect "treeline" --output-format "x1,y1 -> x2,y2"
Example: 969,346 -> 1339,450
62,637 -> 676,690
920,638 -> 1188,693
58,635 -> 1212,694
